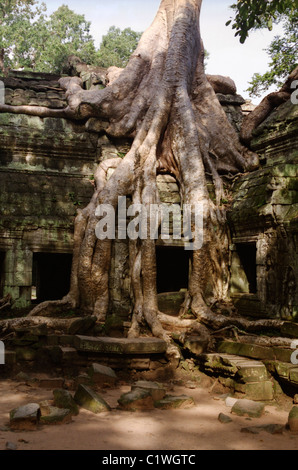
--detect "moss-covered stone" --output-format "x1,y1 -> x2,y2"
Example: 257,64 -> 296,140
131,381 -> 166,401
217,341 -> 275,361
87,363 -> 118,386
74,384 -> 111,413
118,388 -> 154,411
40,406 -> 73,425
231,399 -> 265,418
10,403 -> 40,430
154,395 -> 195,410
53,389 -> 79,415
288,406 -> 298,433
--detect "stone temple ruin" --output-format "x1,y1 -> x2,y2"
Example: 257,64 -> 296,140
0,68 -> 297,405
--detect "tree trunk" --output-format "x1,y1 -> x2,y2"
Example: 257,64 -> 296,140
1,0 -> 261,347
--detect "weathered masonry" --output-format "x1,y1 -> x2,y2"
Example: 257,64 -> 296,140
229,100 -> 298,320
0,70 -> 297,322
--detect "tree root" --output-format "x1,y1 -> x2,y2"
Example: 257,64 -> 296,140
240,66 -> 298,145
0,315 -> 96,337
0,294 -> 12,311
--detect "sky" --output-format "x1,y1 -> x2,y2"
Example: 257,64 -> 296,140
44,0 -> 285,104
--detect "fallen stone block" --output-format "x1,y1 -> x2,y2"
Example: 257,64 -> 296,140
231,399 -> 265,418
74,384 -> 111,413
241,424 -> 284,435
131,381 -> 166,401
10,403 -> 40,431
53,389 -> 79,416
39,400 -> 53,416
288,406 -> 298,433
225,396 -> 238,408
118,388 -> 154,411
218,413 -> 232,424
88,363 -> 118,386
154,395 -> 195,410
40,406 -> 73,425
6,441 -> 18,451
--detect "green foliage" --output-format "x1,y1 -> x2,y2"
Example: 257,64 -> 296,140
226,0 -> 296,43
0,0 -> 45,69
35,5 -> 97,73
95,26 -> 142,69
247,11 -> 298,97
0,2 -> 97,73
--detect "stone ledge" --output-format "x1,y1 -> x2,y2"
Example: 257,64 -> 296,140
74,335 -> 167,355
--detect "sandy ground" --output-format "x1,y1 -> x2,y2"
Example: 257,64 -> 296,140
1,374 -> 298,451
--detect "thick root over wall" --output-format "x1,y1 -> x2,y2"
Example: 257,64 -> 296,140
0,0 -> 290,351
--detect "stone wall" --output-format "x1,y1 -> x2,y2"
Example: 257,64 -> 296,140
0,71 -> 130,310
0,70 -> 255,317
229,100 -> 298,320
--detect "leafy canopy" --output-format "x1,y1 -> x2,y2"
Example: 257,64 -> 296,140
247,10 -> 298,97
226,0 -> 297,43
95,26 -> 142,69
0,0 -> 45,69
0,2 -> 97,73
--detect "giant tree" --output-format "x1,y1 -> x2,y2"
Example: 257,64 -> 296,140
1,0 -> 297,354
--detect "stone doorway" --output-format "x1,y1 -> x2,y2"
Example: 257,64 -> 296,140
156,245 -> 190,294
31,252 -> 72,303
230,242 -> 257,295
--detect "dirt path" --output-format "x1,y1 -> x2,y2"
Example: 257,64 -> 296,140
1,376 -> 298,451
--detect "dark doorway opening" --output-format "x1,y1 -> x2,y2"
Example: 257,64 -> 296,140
156,246 -> 190,293
0,251 -> 5,297
32,253 -> 72,303
235,243 -> 257,294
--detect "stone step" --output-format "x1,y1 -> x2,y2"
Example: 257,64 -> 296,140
73,335 -> 167,355
197,352 -> 274,401
265,360 -> 298,388
197,353 -> 269,382
217,340 -> 294,363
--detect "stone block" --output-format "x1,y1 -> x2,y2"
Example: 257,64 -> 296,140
231,399 -> 265,418
40,406 -> 73,425
15,347 -> 37,361
273,347 -> 293,363
118,389 -> 154,411
10,403 -> 40,430
289,368 -> 298,384
60,347 -> 78,363
157,291 -> 185,316
154,395 -> 195,410
233,380 -> 274,401
236,363 -> 268,383
217,341 -> 275,360
74,335 -> 167,355
288,406 -> 298,433
218,413 -> 232,424
184,336 -> 207,355
53,389 -> 79,415
131,381 -> 166,401
74,384 -> 111,413
88,363 -> 118,386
